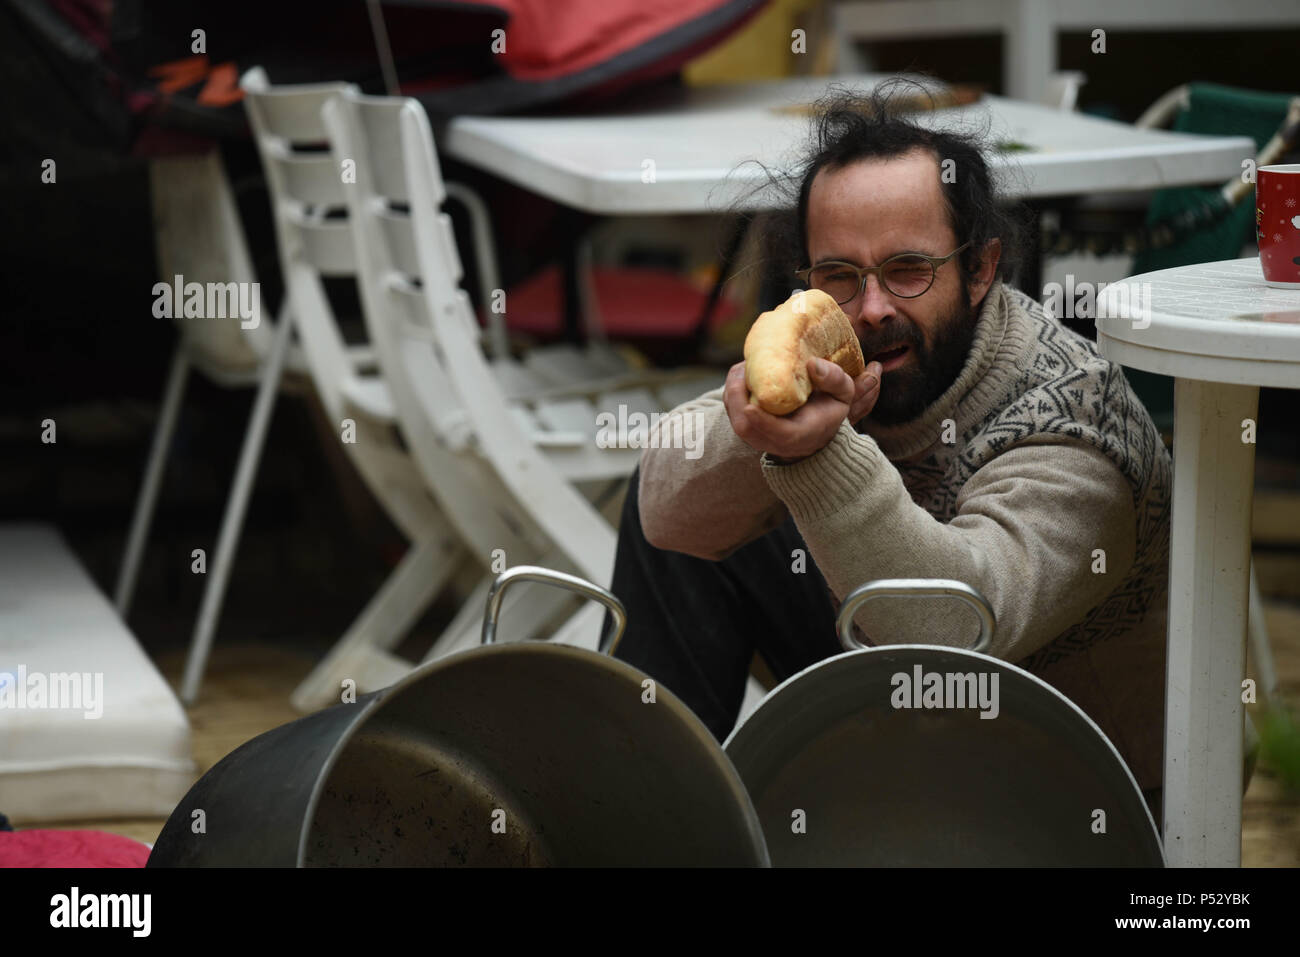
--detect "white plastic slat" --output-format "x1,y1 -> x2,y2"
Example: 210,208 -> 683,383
385,279 -> 432,335
450,290 -> 488,350
389,278 -> 480,352
382,281 -> 478,451
399,344 -> 473,451
355,101 -> 409,203
376,208 -> 421,277
507,404 -> 559,444
431,211 -> 464,285
254,87 -> 348,143
272,152 -> 345,206
533,397 -> 597,438
292,219 -> 356,275
525,429 -> 588,449
340,374 -> 397,423
524,345 -> 610,387
489,357 -> 552,399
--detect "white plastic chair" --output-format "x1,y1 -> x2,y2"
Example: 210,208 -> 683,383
116,149 -> 284,623
233,70 -> 717,710
184,69 -> 483,711
320,88 -> 722,665
120,149 -> 449,709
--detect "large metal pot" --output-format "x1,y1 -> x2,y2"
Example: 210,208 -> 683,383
149,567 -> 768,867
724,579 -> 1165,867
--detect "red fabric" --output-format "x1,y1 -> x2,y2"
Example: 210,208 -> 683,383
0,831 -> 151,868
499,265 -> 738,338
496,0 -> 754,81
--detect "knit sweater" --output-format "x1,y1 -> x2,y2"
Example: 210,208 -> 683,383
639,280 -> 1172,790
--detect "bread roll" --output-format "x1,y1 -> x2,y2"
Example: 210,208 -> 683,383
743,289 -> 866,415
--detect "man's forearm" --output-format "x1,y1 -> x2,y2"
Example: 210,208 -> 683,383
637,388 -> 789,560
761,422 -> 1137,662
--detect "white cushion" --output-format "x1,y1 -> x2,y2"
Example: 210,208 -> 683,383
0,524 -> 194,823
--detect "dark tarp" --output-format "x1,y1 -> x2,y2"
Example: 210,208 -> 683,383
2,0 -> 766,159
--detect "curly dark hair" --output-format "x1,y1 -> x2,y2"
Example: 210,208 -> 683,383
736,78 -> 1029,293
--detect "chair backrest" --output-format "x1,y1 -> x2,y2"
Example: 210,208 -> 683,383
239,67 -> 360,420
148,151 -> 271,376
322,89 -> 616,582
1134,82 -> 1297,275
319,94 -> 469,447
317,92 -> 532,562
238,67 -> 451,546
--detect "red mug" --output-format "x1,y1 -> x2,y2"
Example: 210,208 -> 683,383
1257,164 -> 1300,289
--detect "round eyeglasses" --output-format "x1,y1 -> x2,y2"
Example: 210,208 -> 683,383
795,242 -> 971,304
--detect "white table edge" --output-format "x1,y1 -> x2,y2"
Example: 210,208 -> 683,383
1097,334 -> 1300,390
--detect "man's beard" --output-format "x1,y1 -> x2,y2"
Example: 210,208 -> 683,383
859,290 -> 979,427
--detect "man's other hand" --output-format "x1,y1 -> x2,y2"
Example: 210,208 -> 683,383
724,358 -> 882,463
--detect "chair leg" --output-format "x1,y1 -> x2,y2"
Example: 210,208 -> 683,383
179,309 -> 294,705
290,534 -> 464,712
1248,559 -> 1277,706
115,343 -> 191,617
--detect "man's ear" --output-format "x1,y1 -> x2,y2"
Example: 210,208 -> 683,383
967,238 -> 1002,308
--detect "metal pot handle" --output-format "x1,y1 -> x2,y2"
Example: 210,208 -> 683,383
481,565 -> 628,656
836,578 -> 995,654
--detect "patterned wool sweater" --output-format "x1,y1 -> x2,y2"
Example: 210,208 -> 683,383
639,280 -> 1173,789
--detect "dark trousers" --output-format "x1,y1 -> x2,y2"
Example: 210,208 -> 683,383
603,468 -> 1167,840
603,468 -> 842,742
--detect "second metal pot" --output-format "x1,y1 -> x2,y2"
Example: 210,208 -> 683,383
724,579 -> 1165,866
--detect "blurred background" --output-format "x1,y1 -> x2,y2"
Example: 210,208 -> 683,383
1,0 -> 1297,862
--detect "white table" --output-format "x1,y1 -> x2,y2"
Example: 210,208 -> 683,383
441,74 -> 1254,214
1097,258 -> 1300,867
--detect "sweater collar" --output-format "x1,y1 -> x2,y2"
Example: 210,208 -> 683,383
858,280 -> 1031,461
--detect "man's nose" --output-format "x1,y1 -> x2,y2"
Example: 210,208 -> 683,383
849,272 -> 896,332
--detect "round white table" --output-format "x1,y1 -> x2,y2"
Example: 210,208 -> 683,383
1097,258 -> 1300,867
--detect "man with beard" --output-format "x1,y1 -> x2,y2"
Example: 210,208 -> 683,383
606,90 -> 1222,819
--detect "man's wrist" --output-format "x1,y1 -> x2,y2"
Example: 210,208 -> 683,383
762,421 -> 888,521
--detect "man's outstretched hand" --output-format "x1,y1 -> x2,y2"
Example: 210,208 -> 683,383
724,357 -> 882,463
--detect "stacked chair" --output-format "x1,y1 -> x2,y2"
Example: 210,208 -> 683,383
120,141 -> 457,709
127,68 -> 722,712
232,74 -> 479,711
